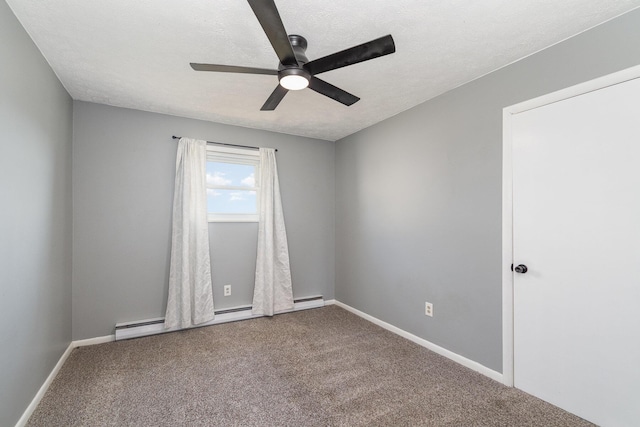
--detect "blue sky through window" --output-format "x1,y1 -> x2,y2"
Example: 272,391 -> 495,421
206,162 -> 257,214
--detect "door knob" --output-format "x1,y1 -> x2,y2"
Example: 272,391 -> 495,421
514,264 -> 528,274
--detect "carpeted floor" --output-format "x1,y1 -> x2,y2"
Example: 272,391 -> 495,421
27,306 -> 592,426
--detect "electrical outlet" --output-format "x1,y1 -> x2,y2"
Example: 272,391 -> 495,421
223,285 -> 231,297
425,302 -> 433,317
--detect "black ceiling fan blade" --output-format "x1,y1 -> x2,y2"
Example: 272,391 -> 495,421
308,77 -> 360,106
261,85 -> 288,110
304,34 -> 395,76
190,63 -> 278,75
247,0 -> 298,67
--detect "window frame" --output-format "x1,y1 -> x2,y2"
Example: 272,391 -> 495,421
205,145 -> 260,223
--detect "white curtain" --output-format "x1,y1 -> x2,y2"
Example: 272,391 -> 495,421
252,148 -> 294,316
164,138 -> 215,329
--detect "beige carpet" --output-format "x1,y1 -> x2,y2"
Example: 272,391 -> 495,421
27,306 -> 592,426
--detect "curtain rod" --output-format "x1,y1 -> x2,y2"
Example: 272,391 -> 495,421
171,136 -> 276,152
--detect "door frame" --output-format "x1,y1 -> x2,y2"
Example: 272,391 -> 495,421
501,64 -> 640,387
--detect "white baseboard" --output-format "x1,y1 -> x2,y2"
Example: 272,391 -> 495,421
72,335 -> 115,347
333,301 -> 504,384
15,334 -> 116,426
15,343 -> 74,427
18,298 -> 501,426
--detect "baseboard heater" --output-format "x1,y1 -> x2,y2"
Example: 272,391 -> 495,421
114,295 -> 325,341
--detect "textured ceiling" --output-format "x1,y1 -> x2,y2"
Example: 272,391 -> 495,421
7,0 -> 640,141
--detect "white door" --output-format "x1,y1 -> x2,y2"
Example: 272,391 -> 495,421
512,75 -> 640,426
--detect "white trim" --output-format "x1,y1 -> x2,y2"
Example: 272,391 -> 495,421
207,214 -> 259,223
504,64 -> 640,116
205,144 -> 260,157
501,63 -> 640,389
501,106 -> 515,387
115,297 -> 326,341
333,301 -> 503,383
16,297 -> 323,424
15,343 -> 74,427
72,335 -> 115,347
15,334 -> 117,426
18,296 -> 499,425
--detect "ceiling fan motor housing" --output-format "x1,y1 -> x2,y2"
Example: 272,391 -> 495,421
283,34 -> 309,66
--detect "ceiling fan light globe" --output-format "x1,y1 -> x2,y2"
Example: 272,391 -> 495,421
280,74 -> 309,90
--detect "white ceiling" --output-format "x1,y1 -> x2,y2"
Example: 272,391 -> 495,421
7,0 -> 640,141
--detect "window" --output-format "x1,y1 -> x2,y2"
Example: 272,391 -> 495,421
206,146 -> 260,222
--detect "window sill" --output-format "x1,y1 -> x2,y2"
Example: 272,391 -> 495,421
208,215 -> 259,223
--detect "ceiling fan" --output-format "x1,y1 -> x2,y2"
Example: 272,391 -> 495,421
189,0 -> 396,111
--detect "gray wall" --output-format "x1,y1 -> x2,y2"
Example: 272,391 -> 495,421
335,9 -> 640,372
0,1 -> 73,425
72,102 -> 335,340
